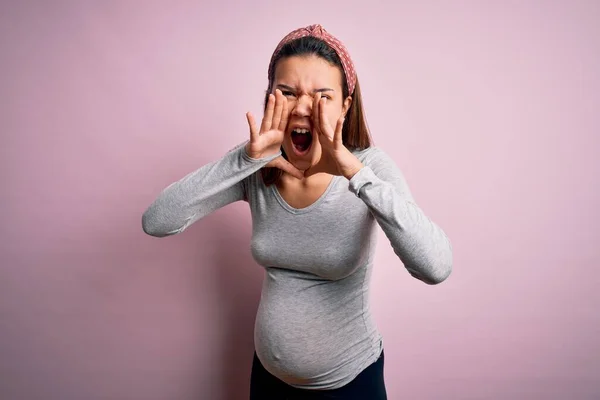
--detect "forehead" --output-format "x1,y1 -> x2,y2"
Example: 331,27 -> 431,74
273,55 -> 343,90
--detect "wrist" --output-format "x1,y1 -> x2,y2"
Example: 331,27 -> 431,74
343,162 -> 364,180
244,143 -> 267,160
244,143 -> 282,161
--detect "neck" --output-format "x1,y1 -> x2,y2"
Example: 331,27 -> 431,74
281,170 -> 333,187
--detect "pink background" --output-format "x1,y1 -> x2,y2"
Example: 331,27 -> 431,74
1,1 -> 599,399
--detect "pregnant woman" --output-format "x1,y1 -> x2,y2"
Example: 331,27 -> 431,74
142,24 -> 453,400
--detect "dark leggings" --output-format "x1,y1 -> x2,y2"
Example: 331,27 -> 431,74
249,351 -> 387,400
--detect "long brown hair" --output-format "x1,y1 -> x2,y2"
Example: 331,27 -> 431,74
261,36 -> 373,186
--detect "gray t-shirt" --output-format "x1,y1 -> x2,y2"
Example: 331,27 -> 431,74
142,142 -> 453,390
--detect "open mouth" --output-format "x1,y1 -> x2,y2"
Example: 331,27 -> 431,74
290,128 -> 313,156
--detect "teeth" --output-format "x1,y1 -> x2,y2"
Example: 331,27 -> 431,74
292,128 -> 311,134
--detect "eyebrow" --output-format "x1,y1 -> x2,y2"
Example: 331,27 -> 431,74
276,84 -> 334,93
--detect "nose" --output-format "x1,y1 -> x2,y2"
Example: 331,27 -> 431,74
290,94 -> 313,118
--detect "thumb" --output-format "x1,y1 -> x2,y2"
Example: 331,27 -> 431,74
271,156 -> 304,180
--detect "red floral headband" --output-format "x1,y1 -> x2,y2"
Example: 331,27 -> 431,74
268,24 -> 357,95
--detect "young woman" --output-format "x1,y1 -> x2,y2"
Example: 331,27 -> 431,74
142,24 -> 452,400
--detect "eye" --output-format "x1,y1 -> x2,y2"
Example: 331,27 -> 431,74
281,90 -> 295,97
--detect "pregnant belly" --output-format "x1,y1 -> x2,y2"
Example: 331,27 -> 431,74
253,290 -> 375,387
254,308 -> 341,384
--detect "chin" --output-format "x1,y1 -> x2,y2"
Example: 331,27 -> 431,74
291,159 -> 313,172
284,144 -> 320,172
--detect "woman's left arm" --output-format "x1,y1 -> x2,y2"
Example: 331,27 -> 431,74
347,147 -> 453,285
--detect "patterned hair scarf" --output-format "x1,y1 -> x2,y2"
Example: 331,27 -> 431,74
267,24 -> 357,95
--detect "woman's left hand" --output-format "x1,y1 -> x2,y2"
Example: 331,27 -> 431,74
304,93 -> 364,179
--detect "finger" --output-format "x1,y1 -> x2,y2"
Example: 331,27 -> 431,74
273,157 -> 304,180
261,93 -> 275,133
271,89 -> 283,130
319,97 -> 333,139
334,116 -> 345,145
246,112 -> 259,141
312,92 -> 321,133
278,95 -> 289,132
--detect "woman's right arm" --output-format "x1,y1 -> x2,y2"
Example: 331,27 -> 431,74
142,89 -> 300,238
141,142 -> 281,237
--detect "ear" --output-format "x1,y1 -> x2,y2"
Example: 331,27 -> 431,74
342,96 -> 352,117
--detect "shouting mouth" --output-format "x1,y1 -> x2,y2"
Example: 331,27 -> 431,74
290,128 -> 313,156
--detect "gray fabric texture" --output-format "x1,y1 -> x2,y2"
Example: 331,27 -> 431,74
142,142 -> 452,390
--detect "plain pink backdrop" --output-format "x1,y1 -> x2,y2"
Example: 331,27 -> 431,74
1,1 -> 598,399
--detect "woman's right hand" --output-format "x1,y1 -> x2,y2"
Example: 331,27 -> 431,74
245,89 -> 304,179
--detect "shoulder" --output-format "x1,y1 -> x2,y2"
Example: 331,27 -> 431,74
351,145 -> 414,199
351,146 -> 398,168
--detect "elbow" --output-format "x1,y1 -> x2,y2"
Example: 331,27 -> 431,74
141,209 -> 176,238
408,252 -> 453,285
141,199 -> 197,238
425,240 -> 453,285
142,212 -> 164,237
428,250 -> 453,284
427,262 -> 452,285
409,268 -> 451,285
